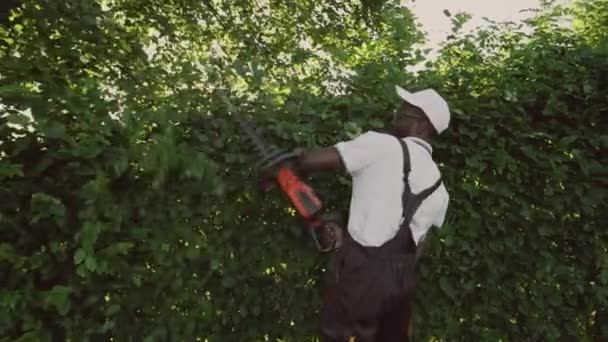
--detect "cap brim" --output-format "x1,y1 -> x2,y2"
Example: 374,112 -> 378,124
395,85 -> 424,109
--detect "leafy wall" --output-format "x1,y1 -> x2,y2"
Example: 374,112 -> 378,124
0,0 -> 606,341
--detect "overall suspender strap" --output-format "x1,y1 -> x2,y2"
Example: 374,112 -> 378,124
396,138 -> 412,175
394,137 -> 443,248
396,137 -> 413,226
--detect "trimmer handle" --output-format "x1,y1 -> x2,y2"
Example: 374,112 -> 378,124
309,211 -> 345,252
257,153 -> 298,192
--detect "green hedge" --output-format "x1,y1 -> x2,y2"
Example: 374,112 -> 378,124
0,0 -> 606,341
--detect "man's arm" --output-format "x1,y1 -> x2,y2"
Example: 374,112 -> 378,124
417,188 -> 449,263
257,146 -> 344,187
416,185 -> 450,263
293,147 -> 345,175
294,131 -> 380,176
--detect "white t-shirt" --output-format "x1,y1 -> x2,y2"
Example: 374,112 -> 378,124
334,131 -> 449,247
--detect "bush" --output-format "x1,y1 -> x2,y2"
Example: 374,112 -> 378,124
1,0 -> 606,340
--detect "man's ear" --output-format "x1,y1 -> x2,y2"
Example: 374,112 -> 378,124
420,122 -> 436,140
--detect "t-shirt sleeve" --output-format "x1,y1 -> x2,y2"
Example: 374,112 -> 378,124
333,131 -> 380,175
433,185 -> 450,228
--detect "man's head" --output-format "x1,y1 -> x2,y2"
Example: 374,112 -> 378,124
390,86 -> 450,141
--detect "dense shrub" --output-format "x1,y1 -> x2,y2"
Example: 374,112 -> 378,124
1,0 -> 606,340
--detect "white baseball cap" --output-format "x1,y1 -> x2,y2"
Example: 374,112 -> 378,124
395,85 -> 451,135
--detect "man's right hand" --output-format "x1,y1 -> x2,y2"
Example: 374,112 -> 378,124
317,221 -> 344,251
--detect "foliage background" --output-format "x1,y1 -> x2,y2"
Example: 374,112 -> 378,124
0,0 -> 606,341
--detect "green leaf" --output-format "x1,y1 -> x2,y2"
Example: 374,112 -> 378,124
452,108 -> 464,115
369,118 -> 384,128
99,242 -> 134,256
0,0 -> 606,340
185,246 -> 200,260
439,276 -> 456,299
76,264 -> 88,278
74,248 -> 86,265
0,243 -> 16,262
14,331 -> 51,342
0,161 -> 23,179
132,274 -> 142,287
577,155 -> 590,176
40,121 -> 66,139
21,315 -> 42,333
0,84 -> 26,99
210,259 -> 221,270
559,135 -> 577,147
106,304 -> 121,316
520,146 -> 537,161
85,256 -> 97,272
81,222 -> 102,253
29,193 -> 65,225
222,276 -> 236,288
45,286 -> 71,316
81,15 -> 97,27
494,149 -> 508,174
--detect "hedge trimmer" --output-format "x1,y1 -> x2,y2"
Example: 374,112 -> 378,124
218,93 -> 343,252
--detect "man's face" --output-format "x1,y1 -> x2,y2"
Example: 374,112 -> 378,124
391,103 -> 425,131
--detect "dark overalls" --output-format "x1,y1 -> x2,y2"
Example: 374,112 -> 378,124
320,135 -> 443,342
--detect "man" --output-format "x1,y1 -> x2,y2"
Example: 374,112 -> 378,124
292,86 -> 450,342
